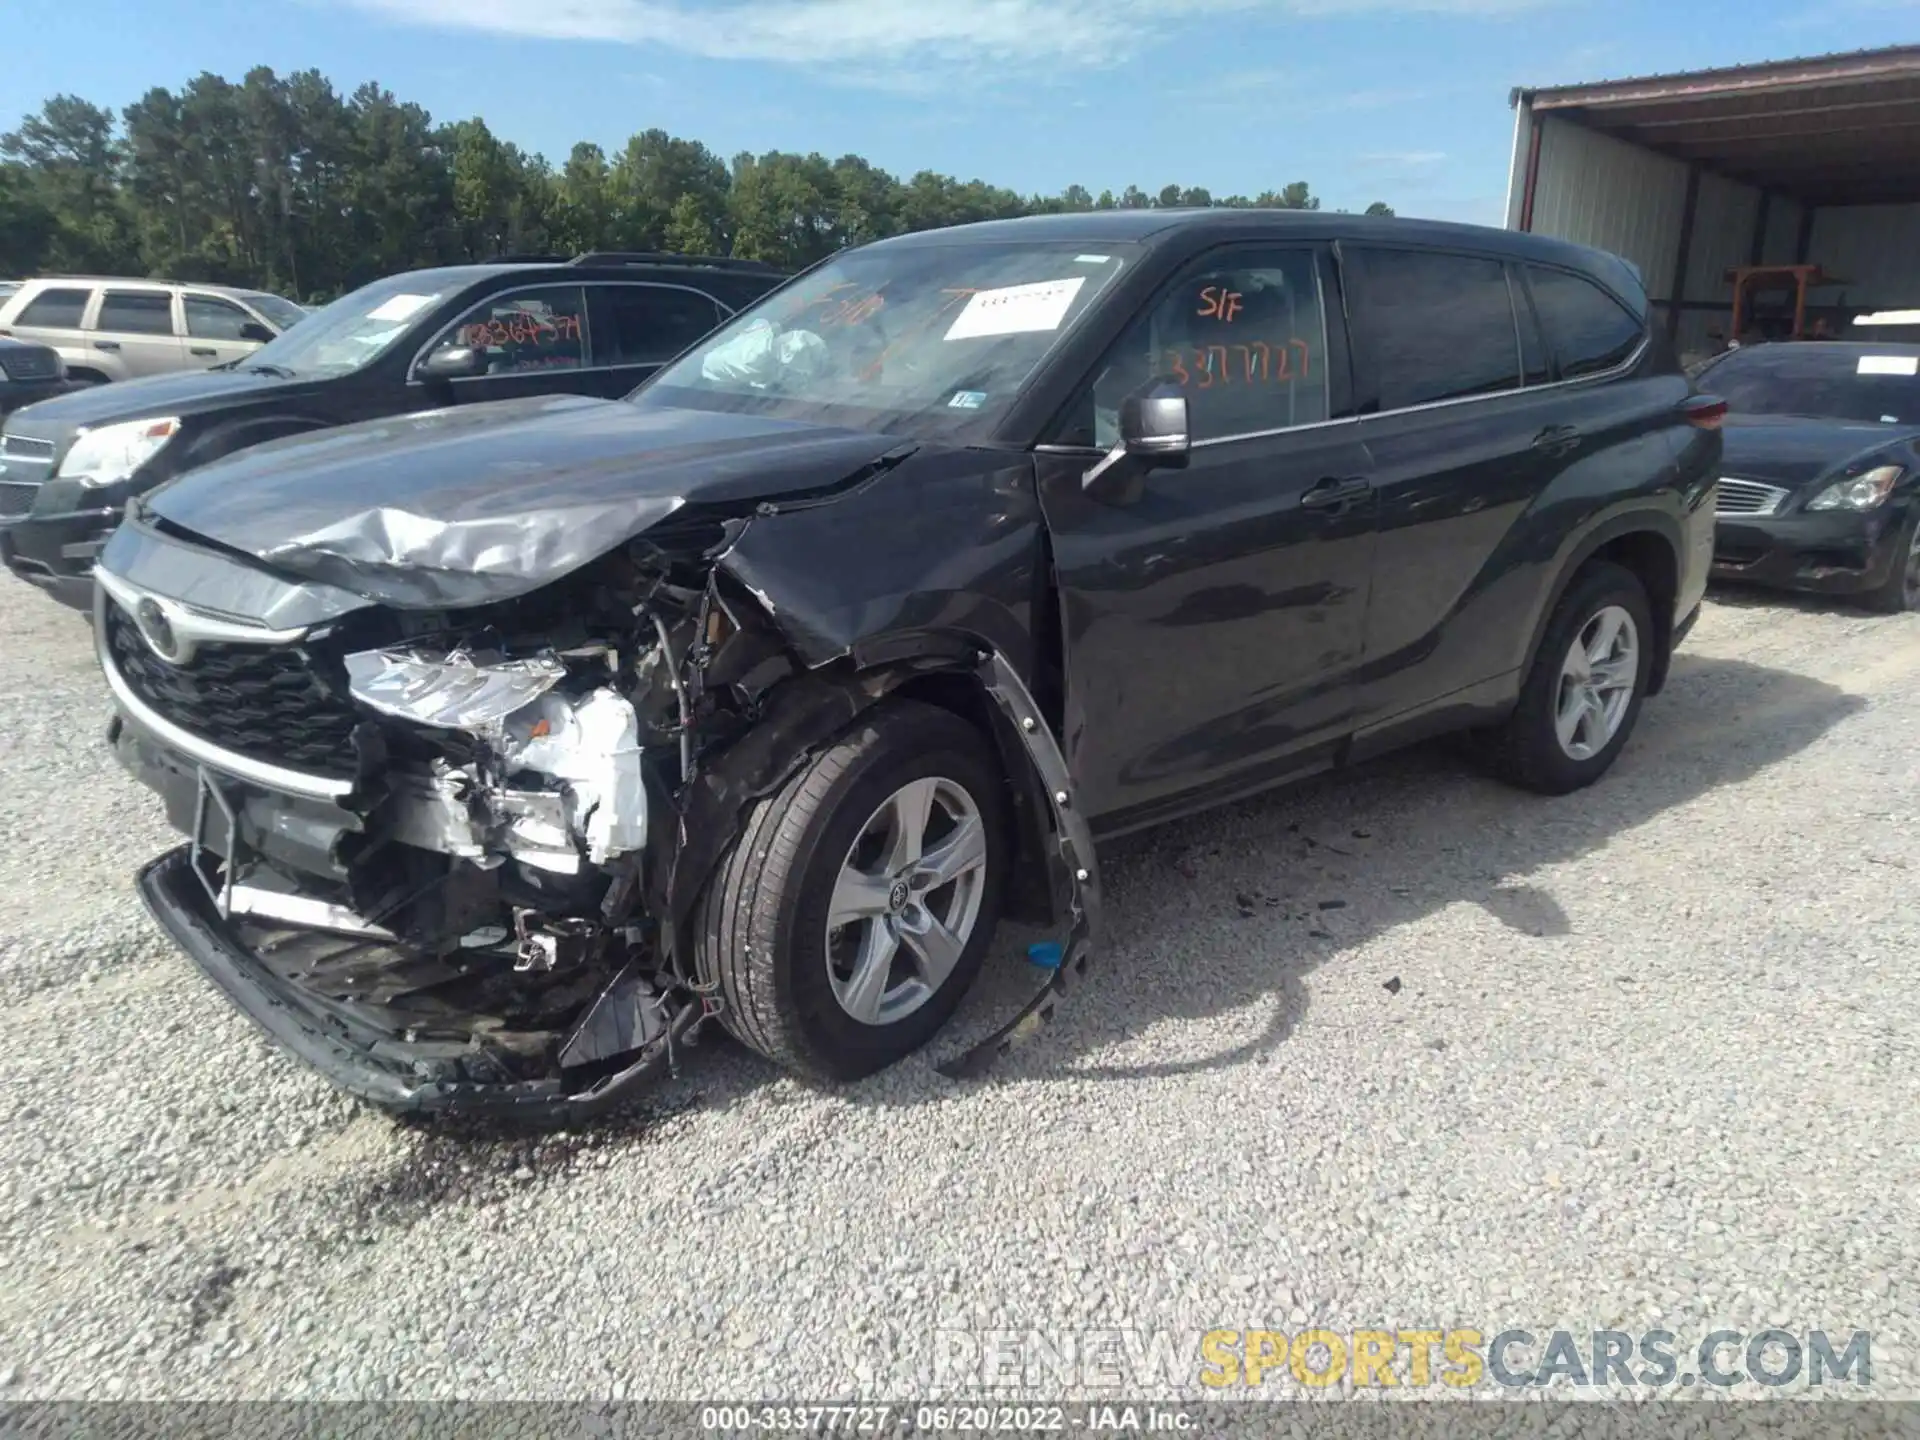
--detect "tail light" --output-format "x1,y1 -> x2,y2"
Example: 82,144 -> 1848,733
1684,394 -> 1728,430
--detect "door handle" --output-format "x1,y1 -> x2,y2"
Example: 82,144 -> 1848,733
92,340 -> 121,351
190,346 -> 217,357
1300,475 -> 1373,511
1533,424 -> 1581,455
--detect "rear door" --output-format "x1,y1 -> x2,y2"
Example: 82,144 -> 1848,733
412,284 -> 595,404
1037,242 -> 1377,831
182,293 -> 271,369
89,289 -> 186,378
1342,244 -> 1568,732
586,283 -> 728,393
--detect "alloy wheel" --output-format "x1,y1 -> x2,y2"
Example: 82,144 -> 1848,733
824,776 -> 989,1027
1554,604 -> 1639,761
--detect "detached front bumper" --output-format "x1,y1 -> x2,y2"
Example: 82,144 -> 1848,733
138,846 -> 681,1121
1712,503 -> 1913,597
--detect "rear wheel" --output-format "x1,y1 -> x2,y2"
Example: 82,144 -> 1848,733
1861,510 -> 1920,614
1478,561 -> 1653,795
696,700 -> 1007,1081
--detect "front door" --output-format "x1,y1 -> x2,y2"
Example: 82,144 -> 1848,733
1036,244 -> 1378,832
182,293 -> 272,370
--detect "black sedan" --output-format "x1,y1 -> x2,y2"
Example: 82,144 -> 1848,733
1697,341 -> 1920,612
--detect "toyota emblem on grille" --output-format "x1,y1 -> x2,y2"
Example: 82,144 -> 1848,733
134,597 -> 188,665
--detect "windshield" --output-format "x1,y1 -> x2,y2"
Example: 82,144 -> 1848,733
244,292 -> 307,331
240,273 -> 453,376
1705,345 -> 1920,425
641,240 -> 1132,437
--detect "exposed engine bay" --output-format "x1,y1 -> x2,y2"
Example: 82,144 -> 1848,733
103,507 -> 1097,1121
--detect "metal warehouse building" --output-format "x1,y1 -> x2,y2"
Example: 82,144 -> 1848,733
1507,44 -> 1920,360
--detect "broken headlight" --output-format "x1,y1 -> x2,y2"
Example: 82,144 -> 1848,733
344,647 -> 566,731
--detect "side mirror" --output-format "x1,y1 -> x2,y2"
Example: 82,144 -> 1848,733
238,322 -> 275,344
418,345 -> 486,382
1083,380 -> 1189,499
1119,385 -> 1190,458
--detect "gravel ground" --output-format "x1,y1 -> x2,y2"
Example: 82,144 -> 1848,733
0,576 -> 1915,1404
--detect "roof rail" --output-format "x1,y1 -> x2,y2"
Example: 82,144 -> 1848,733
567,251 -> 781,273
494,252 -> 572,264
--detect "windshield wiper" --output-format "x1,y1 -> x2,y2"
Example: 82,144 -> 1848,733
239,363 -> 298,378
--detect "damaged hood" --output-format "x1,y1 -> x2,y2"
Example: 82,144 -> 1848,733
141,394 -> 912,608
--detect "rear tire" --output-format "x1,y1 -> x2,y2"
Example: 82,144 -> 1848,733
1478,561 -> 1654,795
696,700 -> 1008,1082
1861,510 -> 1920,615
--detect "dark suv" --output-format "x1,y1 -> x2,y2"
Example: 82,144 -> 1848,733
94,211 -> 1720,1120
0,252 -> 782,607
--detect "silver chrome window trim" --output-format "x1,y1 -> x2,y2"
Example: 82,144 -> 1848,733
404,279 -> 738,385
1039,345 -> 1648,456
93,574 -> 354,802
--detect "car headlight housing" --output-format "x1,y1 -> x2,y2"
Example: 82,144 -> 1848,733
344,646 -> 567,733
1806,463 -> 1902,512
56,416 -> 180,487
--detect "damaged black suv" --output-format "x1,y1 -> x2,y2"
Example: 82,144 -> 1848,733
97,210 -> 1719,1119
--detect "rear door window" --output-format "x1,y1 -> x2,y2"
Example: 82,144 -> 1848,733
95,291 -> 176,335
1526,266 -> 1643,378
594,285 -> 724,366
1347,248 -> 1520,411
16,287 -> 93,330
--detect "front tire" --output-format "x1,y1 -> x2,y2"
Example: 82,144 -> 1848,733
1478,560 -> 1654,795
697,700 -> 1008,1082
1861,510 -> 1920,615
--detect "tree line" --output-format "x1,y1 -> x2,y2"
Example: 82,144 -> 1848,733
0,67 -> 1396,303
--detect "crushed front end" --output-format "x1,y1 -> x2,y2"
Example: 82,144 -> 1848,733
100,515 -> 785,1120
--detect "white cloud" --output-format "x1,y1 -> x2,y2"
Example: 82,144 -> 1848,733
343,0 -> 1552,83
1358,150 -> 1449,165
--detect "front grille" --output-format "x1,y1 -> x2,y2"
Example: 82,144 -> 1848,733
0,432 -> 55,491
1715,477 -> 1790,517
104,602 -> 362,779
0,481 -> 35,517
0,349 -> 60,382
1,434 -> 55,460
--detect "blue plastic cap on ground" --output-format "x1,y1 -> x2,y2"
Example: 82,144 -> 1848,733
1027,941 -> 1064,970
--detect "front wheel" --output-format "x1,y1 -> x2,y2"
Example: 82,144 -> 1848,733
696,699 -> 1008,1082
1477,560 -> 1654,795
1861,510 -> 1920,614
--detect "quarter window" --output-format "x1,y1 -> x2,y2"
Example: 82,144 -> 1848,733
431,286 -> 588,375
1348,248 -> 1520,411
96,291 -> 175,336
184,295 -> 258,341
1056,248 -> 1330,447
16,287 -> 93,330
596,286 -> 724,367
1526,265 -> 1643,379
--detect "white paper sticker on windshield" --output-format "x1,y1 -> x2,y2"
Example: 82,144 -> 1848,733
1858,354 -> 1919,375
366,293 -> 436,323
945,277 -> 1086,341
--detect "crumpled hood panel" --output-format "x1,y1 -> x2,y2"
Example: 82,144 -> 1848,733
142,394 -> 911,609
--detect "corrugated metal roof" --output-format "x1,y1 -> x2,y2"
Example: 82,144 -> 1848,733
1513,45 -> 1920,207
